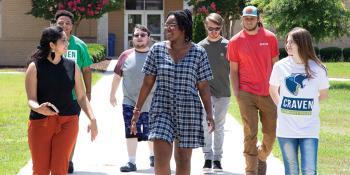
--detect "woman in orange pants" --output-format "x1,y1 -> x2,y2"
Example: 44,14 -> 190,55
25,26 -> 98,175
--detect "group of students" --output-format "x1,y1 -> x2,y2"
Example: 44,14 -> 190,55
25,5 -> 329,175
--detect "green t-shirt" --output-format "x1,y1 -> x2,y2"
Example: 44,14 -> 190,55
64,35 -> 93,100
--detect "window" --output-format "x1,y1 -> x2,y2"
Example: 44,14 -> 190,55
126,0 -> 163,10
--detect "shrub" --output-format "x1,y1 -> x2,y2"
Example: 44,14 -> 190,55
314,47 -> 320,57
87,43 -> 106,63
279,48 -> 288,59
319,47 -> 342,62
343,48 -> 350,62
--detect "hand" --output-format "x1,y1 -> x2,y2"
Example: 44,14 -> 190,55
36,102 -> 59,116
87,118 -> 98,142
206,115 -> 215,134
110,95 -> 117,107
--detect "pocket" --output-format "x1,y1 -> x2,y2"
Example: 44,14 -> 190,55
28,117 -> 48,128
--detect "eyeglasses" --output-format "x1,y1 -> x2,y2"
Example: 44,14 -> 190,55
133,33 -> 148,38
164,23 -> 177,29
59,38 -> 69,44
207,27 -> 221,32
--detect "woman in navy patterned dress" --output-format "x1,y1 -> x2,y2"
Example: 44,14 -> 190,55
130,9 -> 215,175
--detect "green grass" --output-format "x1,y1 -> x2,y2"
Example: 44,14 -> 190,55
325,62 -> 350,78
228,81 -> 350,174
0,72 -> 103,174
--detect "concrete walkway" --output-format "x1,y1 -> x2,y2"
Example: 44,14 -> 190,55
18,60 -> 284,175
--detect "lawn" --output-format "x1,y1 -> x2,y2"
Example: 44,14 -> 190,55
228,81 -> 350,174
325,62 -> 350,78
0,71 -> 102,174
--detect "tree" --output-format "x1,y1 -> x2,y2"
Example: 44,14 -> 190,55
187,0 -> 247,42
28,0 -> 123,34
252,0 -> 350,43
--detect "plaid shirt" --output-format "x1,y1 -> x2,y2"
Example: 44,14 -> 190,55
142,41 -> 213,148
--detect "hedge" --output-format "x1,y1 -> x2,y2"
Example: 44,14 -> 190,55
87,43 -> 106,63
319,47 -> 342,62
343,48 -> 350,62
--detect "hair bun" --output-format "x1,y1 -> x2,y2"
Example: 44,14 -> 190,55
183,9 -> 192,21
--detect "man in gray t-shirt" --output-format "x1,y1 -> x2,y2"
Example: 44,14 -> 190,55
198,13 -> 231,173
110,25 -> 154,172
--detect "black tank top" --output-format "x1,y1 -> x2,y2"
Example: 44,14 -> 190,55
29,57 -> 79,120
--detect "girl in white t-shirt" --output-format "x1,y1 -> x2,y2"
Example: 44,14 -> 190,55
269,27 -> 329,175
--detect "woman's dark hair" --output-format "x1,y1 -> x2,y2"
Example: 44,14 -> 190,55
28,26 -> 64,64
285,27 -> 327,78
167,9 -> 193,42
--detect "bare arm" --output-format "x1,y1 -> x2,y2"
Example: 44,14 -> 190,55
130,74 -> 156,135
82,66 -> 92,101
74,64 -> 97,141
269,85 -> 280,106
110,73 -> 122,106
198,80 -> 215,133
230,62 -> 239,97
272,56 -> 279,65
319,89 -> 329,101
25,62 -> 58,116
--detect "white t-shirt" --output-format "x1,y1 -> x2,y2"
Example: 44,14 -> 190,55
269,56 -> 329,138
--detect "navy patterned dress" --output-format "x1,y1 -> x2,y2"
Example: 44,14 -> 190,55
142,41 -> 213,148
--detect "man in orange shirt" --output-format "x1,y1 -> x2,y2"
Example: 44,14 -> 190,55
227,6 -> 279,175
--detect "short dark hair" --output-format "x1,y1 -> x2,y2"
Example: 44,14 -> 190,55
55,10 -> 74,24
167,9 -> 192,42
133,24 -> 150,36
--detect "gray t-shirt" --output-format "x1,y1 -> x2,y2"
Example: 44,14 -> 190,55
198,37 -> 231,97
114,49 -> 153,112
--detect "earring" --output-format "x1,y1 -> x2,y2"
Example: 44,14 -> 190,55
51,51 -> 56,60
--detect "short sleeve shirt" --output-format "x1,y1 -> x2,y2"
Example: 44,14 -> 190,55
142,41 -> 213,147
227,28 -> 279,96
269,56 -> 330,138
65,35 -> 93,100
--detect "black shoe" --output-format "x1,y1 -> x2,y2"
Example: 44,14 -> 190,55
120,162 -> 137,172
213,160 -> 223,172
257,159 -> 267,175
67,161 -> 74,174
202,159 -> 212,172
150,156 -> 155,167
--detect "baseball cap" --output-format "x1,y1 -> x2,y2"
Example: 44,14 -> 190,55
242,6 -> 258,17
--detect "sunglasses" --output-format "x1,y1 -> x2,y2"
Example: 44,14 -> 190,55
207,27 -> 221,32
133,33 -> 148,38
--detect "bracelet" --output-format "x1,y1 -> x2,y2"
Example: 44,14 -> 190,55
133,107 -> 141,112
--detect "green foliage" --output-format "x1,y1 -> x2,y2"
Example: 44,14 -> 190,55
193,15 -> 206,43
87,43 -> 106,63
27,0 -> 123,23
343,48 -> 350,62
320,47 -> 342,62
279,48 -> 287,59
252,0 -> 350,43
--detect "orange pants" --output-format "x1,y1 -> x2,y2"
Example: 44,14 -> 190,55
28,115 -> 78,175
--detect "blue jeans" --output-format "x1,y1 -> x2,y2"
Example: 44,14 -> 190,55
278,137 -> 318,175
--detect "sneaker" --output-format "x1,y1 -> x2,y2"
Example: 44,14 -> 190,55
202,159 -> 212,172
67,161 -> 74,174
150,156 -> 155,167
257,159 -> 267,175
213,160 -> 223,172
120,162 -> 137,172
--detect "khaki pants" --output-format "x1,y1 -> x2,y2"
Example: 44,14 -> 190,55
236,91 -> 277,174
28,115 -> 78,175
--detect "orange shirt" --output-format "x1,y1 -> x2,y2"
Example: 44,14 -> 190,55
227,28 -> 279,96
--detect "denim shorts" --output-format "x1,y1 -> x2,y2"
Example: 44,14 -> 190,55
122,104 -> 150,141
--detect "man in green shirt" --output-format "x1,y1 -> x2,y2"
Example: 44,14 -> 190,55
55,10 -> 93,174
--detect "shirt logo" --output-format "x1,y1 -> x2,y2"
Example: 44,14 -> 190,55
65,50 -> 78,63
285,73 -> 308,96
281,97 -> 314,115
259,42 -> 269,46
